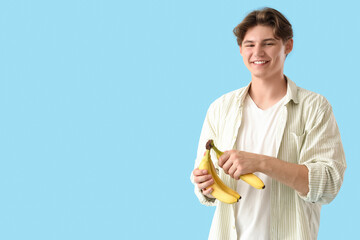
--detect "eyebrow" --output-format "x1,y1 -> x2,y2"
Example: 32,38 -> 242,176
242,38 -> 277,44
263,38 -> 277,42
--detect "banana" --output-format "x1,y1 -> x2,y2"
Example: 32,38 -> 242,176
207,139 -> 265,190
198,149 -> 241,204
208,157 -> 241,200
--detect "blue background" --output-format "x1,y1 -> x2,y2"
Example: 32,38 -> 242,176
0,0 -> 358,239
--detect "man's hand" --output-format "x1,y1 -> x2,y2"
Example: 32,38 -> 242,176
218,150 -> 309,196
192,168 -> 215,198
218,150 -> 262,180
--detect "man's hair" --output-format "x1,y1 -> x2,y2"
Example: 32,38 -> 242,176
233,7 -> 293,46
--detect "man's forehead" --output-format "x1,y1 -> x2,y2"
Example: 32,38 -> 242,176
243,25 -> 278,41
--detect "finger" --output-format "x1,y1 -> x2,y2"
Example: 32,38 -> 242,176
197,178 -> 214,190
228,164 -> 237,178
193,168 -> 208,176
194,174 -> 213,184
193,168 -> 201,176
202,187 -> 213,195
233,169 -> 243,180
218,151 -> 230,167
221,158 -> 234,174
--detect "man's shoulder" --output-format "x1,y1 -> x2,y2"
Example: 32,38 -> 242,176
205,86 -> 247,117
296,85 -> 331,111
210,86 -> 247,108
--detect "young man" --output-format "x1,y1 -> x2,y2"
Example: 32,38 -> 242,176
191,8 -> 346,240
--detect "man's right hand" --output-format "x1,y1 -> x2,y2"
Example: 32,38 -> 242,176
192,168 -> 215,198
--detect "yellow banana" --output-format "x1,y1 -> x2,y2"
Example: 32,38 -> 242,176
207,153 -> 241,199
198,149 -> 241,204
207,140 -> 265,190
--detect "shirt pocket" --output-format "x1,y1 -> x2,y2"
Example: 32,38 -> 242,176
289,131 -> 306,163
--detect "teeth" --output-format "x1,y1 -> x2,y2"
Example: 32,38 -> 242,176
254,61 -> 267,64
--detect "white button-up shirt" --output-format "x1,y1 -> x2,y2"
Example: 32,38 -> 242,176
191,78 -> 346,240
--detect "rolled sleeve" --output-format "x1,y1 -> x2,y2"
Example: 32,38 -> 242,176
297,103 -> 346,204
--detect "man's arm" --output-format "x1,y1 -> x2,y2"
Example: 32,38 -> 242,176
218,151 -> 309,196
219,100 -> 346,204
261,155 -> 309,196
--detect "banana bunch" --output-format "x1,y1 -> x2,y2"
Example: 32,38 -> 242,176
198,140 -> 265,204
208,139 -> 265,190
199,149 -> 241,204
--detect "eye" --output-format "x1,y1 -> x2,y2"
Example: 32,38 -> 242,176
245,44 -> 255,47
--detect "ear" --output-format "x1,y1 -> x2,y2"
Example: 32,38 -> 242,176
239,45 -> 243,56
285,38 -> 293,55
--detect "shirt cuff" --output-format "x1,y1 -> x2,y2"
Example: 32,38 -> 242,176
297,162 -> 327,203
194,186 -> 217,206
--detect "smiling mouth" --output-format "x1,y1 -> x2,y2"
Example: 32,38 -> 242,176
252,60 -> 269,65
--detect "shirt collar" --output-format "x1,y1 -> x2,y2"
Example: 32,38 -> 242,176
284,76 -> 299,105
237,82 -> 251,107
237,75 -> 299,107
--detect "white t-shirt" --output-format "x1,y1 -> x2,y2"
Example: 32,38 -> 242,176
235,94 -> 286,240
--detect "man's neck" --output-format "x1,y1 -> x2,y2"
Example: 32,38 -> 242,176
248,74 -> 287,110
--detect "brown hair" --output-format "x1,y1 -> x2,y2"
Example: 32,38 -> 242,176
233,8 -> 293,46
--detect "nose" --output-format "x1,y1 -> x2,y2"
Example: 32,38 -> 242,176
254,45 -> 265,57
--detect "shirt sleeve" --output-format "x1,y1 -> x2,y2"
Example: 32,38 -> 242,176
297,102 -> 346,204
190,103 -> 219,206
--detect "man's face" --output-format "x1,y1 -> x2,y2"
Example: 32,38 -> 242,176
240,25 -> 293,80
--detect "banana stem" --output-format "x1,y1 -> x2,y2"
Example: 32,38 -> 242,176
212,144 -> 223,157
207,139 -> 223,158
